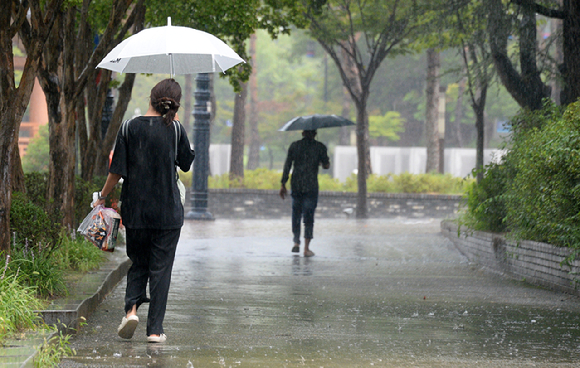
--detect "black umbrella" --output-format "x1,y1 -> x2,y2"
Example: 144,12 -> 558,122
278,114 -> 355,131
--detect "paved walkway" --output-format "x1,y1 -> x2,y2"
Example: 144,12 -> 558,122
56,218 -> 580,367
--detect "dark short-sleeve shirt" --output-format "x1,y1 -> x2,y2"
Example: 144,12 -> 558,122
109,116 -> 195,229
281,137 -> 330,193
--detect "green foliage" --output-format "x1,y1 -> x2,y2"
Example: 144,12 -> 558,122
505,101 -> 580,249
369,111 -> 404,141
10,175 -> 108,297
7,249 -> 67,298
208,173 -> 233,189
207,169 -> 471,194
0,263 -> 44,343
22,123 -> 50,173
53,235 -> 105,273
10,192 -> 60,249
242,168 -> 282,190
464,101 -> 580,262
317,174 -> 345,192
34,324 -> 77,367
24,172 -> 50,209
463,162 -> 509,232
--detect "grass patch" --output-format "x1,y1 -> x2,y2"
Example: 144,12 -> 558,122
206,169 -> 472,195
53,234 -> 106,273
0,257 -> 45,343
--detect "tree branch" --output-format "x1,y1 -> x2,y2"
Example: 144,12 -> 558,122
511,0 -> 566,19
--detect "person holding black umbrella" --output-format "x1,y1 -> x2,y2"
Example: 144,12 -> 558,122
280,130 -> 330,257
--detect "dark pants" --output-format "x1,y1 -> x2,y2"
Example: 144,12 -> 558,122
125,228 -> 180,336
291,191 -> 318,244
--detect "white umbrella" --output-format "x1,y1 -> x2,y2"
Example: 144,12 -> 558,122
97,17 -> 244,75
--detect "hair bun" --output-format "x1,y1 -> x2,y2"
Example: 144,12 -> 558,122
157,97 -> 180,111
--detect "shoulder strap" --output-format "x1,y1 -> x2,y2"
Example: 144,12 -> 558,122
121,119 -> 130,138
172,120 -> 180,163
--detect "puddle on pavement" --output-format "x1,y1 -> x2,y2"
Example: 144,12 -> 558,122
62,292 -> 580,367
60,219 -> 580,367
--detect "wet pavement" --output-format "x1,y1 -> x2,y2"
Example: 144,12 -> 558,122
60,218 -> 580,367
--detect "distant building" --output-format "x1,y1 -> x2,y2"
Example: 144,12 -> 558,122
14,37 -> 49,157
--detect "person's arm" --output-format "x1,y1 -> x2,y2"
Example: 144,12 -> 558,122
93,173 -> 122,207
320,144 -> 330,170
176,123 -> 195,171
280,144 -> 294,199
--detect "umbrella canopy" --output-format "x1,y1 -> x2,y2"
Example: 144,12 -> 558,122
278,114 -> 355,131
97,17 -> 244,75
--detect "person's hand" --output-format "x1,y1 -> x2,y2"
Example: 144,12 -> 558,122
92,199 -> 104,208
91,192 -> 106,208
279,185 -> 287,200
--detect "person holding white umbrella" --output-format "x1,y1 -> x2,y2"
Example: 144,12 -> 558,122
95,17 -> 243,343
94,79 -> 195,343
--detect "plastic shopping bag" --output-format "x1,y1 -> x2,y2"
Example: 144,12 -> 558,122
77,205 -> 121,252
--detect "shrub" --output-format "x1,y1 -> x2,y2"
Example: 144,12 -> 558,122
463,162 -> 509,233
463,99 -> 580,261
0,263 -> 45,343
243,168 -> 280,190
339,172 -> 470,194
505,101 -> 580,249
10,191 -> 60,249
318,174 -> 346,192
7,248 -> 67,298
367,174 -> 395,193
53,234 -> 105,273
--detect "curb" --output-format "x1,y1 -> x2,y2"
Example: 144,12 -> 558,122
17,253 -> 131,368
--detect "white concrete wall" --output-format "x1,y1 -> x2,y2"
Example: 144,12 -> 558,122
334,146 -> 507,182
209,144 -> 231,176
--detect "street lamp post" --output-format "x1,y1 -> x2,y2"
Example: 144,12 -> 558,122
185,73 -> 214,220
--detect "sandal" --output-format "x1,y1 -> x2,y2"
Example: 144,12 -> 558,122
291,245 -> 300,253
304,250 -> 315,257
147,333 -> 167,343
117,315 -> 139,339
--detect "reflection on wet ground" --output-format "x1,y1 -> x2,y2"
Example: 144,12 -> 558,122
60,219 -> 580,367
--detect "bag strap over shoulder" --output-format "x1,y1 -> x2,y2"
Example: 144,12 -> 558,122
120,119 -> 131,138
121,118 -> 180,166
172,120 -> 180,163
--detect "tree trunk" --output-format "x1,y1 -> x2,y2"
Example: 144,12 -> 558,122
4,0 -> 63,253
340,86 -> 351,145
454,76 -> 466,147
355,100 -> 369,219
487,0 -> 550,110
46,8 -> 78,228
474,83 -> 488,183
91,73 -> 137,179
48,98 -> 76,227
0,56 -> 37,252
247,33 -> 260,170
11,140 -> 25,193
561,0 -> 580,105
230,80 -> 248,181
551,14 -> 563,105
82,68 -> 112,181
425,48 -> 440,173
